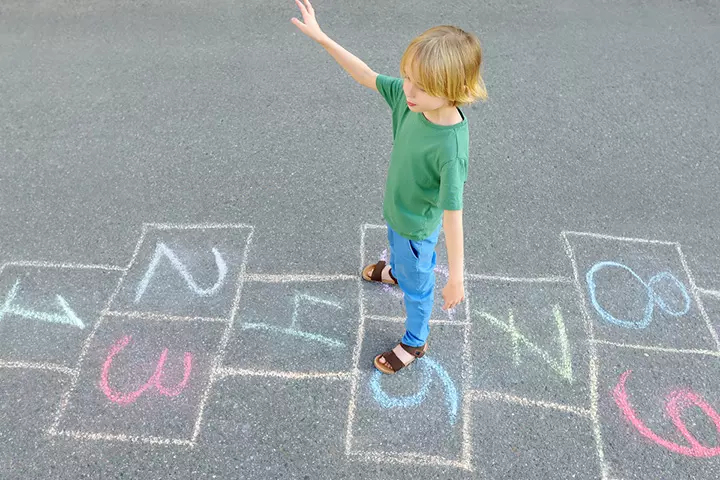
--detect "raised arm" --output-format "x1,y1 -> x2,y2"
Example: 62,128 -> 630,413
291,0 -> 378,90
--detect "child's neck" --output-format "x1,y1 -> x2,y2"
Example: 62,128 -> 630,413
422,105 -> 462,126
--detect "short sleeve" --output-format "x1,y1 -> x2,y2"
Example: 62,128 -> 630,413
438,157 -> 468,210
376,74 -> 405,109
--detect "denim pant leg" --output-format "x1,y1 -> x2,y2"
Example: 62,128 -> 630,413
387,224 -> 440,348
387,225 -> 396,274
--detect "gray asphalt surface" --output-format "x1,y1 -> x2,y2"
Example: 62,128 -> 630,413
2,0 -> 720,478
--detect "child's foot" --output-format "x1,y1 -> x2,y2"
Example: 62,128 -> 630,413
374,342 -> 427,374
362,260 -> 398,285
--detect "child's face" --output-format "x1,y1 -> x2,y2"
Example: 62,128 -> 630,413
402,71 -> 451,112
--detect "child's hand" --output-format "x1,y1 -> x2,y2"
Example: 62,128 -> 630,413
441,280 -> 465,311
291,0 -> 326,43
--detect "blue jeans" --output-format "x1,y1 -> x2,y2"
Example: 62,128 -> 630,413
387,223 -> 441,347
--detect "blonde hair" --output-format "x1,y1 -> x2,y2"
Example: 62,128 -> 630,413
400,25 -> 488,106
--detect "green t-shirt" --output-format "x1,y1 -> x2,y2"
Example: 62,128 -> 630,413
376,74 -> 469,241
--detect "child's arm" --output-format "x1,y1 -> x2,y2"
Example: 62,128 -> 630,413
442,209 -> 465,311
291,0 -> 378,91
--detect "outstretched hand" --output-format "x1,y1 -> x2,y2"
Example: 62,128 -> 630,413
291,0 -> 326,43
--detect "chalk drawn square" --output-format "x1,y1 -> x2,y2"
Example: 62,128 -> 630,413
348,319 -> 466,464
106,225 -> 252,319
564,232 -> 717,351
467,279 -> 591,409
469,400 -> 599,479
200,376 -> 350,478
56,316 -> 224,441
595,345 -> 720,479
224,279 -> 358,373
0,265 -> 122,368
361,224 -> 467,323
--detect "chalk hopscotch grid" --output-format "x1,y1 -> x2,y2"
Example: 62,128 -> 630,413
460,273 -> 592,472
190,225 -> 255,445
345,224 -> 476,472
0,261 -> 126,377
562,231 -> 611,480
562,232 -> 720,352
3,222 -> 718,475
559,230 -> 720,480
100,222 -> 254,321
591,339 -> 720,360
675,243 -> 720,351
212,268 -> 364,382
46,223 -> 159,441
344,224 -> 370,459
101,310 -> 230,324
466,390 -> 593,419
47,223 -> 254,447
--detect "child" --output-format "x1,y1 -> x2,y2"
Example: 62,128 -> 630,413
291,0 -> 487,374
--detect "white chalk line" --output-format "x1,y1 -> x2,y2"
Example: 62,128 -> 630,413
676,244 -> 720,351
345,225 -> 370,456
366,314 -> 469,326
48,429 -> 192,447
105,223 -> 252,310
697,287 -> 720,298
466,273 -> 573,284
49,315 -> 107,432
50,224 -> 150,434
240,322 -> 346,348
346,225 -> 473,470
142,222 -> 254,231
361,223 -> 387,230
101,310 -> 229,324
191,227 -> 255,445
561,230 -> 678,247
592,339 -> 720,357
48,222 -> 258,447
467,390 -> 592,419
0,360 -> 77,377
214,367 -> 353,381
105,224 -> 150,309
460,274 -> 474,469
561,233 -> 609,480
1,261 -> 125,272
244,273 -> 356,283
347,450 -> 472,471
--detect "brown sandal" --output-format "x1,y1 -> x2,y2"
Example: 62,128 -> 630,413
374,342 -> 428,374
362,260 -> 398,285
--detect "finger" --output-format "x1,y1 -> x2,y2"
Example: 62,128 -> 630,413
295,0 -> 308,15
304,0 -> 315,14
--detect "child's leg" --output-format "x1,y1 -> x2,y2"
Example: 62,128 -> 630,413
389,224 -> 440,347
387,224 -> 397,274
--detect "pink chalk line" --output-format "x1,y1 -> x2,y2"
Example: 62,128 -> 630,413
100,335 -> 193,406
613,369 -> 720,457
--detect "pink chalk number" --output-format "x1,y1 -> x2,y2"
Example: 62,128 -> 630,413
100,335 -> 193,406
613,370 -> 720,457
